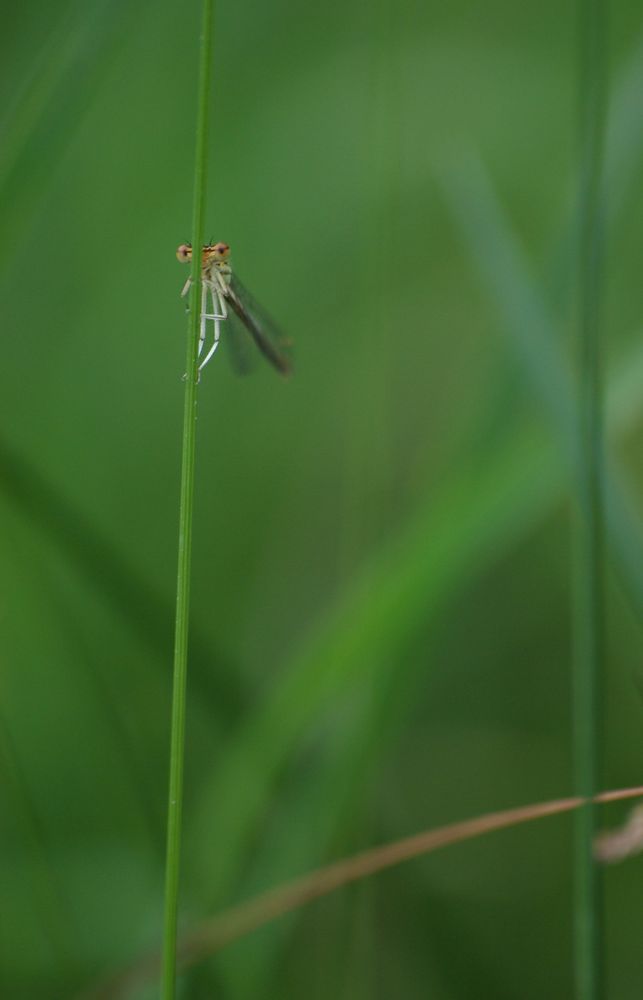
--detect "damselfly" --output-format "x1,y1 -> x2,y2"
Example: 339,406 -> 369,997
176,241 -> 291,376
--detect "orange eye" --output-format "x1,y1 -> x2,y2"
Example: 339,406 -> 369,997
176,243 -> 192,262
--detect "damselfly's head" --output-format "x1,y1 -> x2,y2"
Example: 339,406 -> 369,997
202,242 -> 230,269
176,241 -> 230,270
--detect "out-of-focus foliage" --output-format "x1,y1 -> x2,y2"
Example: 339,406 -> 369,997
1,0 -> 642,997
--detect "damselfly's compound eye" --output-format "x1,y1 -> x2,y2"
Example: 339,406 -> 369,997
176,244 -> 192,262
214,242 -> 230,257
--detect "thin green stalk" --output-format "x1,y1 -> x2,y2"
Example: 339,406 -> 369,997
161,3 -> 214,998
573,0 -> 607,997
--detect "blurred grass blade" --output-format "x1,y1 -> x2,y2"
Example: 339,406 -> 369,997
0,435 -> 246,730
438,131 -> 611,1000
437,155 -> 643,614
547,31 -> 643,297
574,0 -> 608,992
0,0 -> 140,274
602,31 -> 643,221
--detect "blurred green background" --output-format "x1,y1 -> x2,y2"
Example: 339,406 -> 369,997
1,1 -> 642,997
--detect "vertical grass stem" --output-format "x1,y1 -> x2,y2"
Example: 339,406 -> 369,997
161,3 -> 214,998
574,0 -> 607,996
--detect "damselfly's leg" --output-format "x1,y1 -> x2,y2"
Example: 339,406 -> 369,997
199,283 -> 207,357
180,276 -> 192,312
214,285 -> 228,325
201,283 -> 227,322
198,288 -> 227,372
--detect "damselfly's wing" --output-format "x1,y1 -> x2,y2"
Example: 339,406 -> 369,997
224,274 -> 292,376
224,311 -> 255,375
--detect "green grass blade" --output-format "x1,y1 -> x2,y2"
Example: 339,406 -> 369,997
161,2 -> 214,997
437,112 -> 613,1000
437,157 -> 643,615
547,31 -> 643,301
573,0 -> 608,993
